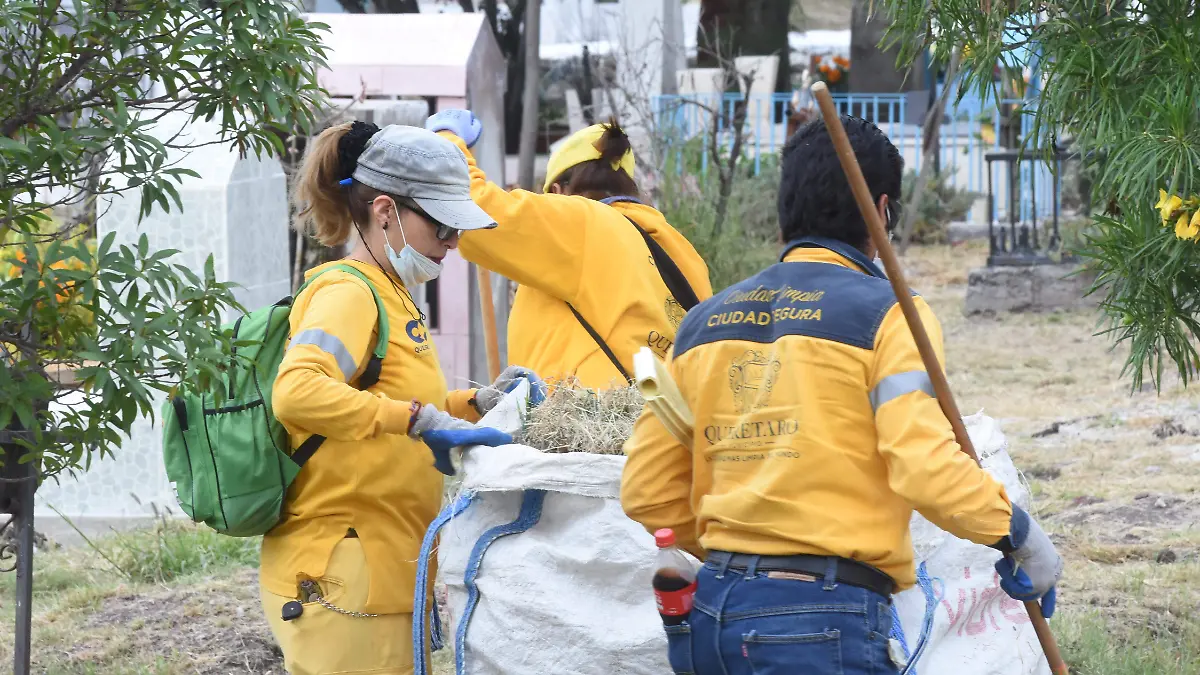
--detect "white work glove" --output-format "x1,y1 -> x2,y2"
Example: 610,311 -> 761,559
473,365 -> 548,415
408,404 -> 474,438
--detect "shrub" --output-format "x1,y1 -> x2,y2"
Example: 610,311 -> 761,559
883,0 -> 1200,390
901,170 -> 978,244
657,164 -> 781,292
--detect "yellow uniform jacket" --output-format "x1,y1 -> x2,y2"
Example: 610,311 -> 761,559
621,238 -> 1012,590
441,133 -> 714,388
264,260 -> 479,614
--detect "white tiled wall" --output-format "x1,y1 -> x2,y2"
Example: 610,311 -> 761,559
36,114 -> 289,519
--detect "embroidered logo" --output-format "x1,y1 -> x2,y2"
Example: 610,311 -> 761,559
728,349 -> 781,413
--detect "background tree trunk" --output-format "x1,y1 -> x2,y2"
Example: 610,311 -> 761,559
695,0 -> 791,93
483,0 -> 528,154
373,0 -> 420,11
849,0 -> 921,94
336,0 -> 419,13
580,44 -> 595,124
696,0 -> 736,69
517,0 -> 541,190
737,0 -> 791,94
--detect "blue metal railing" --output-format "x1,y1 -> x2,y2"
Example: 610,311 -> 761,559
650,91 -> 1065,227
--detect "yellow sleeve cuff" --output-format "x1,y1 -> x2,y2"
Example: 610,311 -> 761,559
445,388 -> 482,424
380,397 -> 417,436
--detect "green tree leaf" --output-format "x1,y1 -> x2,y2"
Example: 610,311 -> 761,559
0,0 -> 328,481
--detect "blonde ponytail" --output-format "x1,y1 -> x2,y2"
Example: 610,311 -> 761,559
292,120 -> 386,247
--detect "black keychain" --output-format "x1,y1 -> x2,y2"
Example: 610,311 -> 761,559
281,600 -> 304,621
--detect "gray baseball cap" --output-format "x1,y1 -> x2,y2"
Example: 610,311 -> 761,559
352,125 -> 497,232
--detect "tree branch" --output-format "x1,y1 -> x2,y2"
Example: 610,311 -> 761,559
0,42 -> 108,138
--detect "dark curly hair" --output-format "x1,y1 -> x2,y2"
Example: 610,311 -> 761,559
777,115 -> 903,251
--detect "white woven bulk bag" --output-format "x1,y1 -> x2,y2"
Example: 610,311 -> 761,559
414,380 -> 670,675
891,413 -> 1051,675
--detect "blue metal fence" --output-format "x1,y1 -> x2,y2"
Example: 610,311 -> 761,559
650,90 -> 1064,227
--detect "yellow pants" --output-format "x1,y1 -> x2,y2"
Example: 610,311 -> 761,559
261,538 -> 422,675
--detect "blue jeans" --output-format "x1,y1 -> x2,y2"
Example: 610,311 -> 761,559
665,556 -> 900,675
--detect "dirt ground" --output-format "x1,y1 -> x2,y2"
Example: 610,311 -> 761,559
0,242 -> 1196,673
909,244 -> 1200,665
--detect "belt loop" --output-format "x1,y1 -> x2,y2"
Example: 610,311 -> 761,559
822,557 -> 838,591
744,555 -> 760,579
715,552 -> 731,579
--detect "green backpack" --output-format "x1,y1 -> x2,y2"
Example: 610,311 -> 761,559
161,264 -> 389,537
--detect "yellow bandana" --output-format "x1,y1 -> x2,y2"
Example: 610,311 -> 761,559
542,123 -> 636,193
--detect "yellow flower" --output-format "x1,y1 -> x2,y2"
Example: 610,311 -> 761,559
1155,189 -> 1169,208
1190,209 -> 1200,241
1157,189 -> 1184,223
1174,212 -> 1198,240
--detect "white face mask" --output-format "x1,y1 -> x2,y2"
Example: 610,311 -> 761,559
874,256 -> 888,278
384,200 -> 442,287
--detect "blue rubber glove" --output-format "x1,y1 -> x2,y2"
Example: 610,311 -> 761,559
425,109 -> 482,149
474,365 -> 548,414
510,371 -> 548,407
409,404 -> 513,476
421,427 -> 513,476
991,504 -> 1063,618
995,557 -> 1058,618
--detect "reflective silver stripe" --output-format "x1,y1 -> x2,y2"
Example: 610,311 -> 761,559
288,329 -> 358,381
870,371 -> 935,412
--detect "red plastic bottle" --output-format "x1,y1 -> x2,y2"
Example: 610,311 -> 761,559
652,528 -> 698,626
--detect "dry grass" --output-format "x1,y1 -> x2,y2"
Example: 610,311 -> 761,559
0,530 -> 458,675
0,531 -> 282,674
516,382 -> 644,454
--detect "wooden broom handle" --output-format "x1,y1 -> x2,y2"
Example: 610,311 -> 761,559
477,266 -> 502,382
810,82 -> 1068,675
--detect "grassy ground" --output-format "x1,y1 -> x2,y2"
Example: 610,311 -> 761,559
0,519 -> 458,674
909,243 -> 1200,674
0,242 -> 1196,673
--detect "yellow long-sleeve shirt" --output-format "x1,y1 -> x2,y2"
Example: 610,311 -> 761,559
440,133 -> 714,388
620,240 -> 1012,590
263,260 -> 479,614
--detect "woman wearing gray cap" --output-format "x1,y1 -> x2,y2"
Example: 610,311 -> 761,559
262,121 -> 540,675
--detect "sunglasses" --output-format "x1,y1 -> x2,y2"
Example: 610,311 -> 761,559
370,197 -> 461,241
411,204 -> 461,241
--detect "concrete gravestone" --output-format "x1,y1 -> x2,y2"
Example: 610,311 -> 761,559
36,111 -> 289,520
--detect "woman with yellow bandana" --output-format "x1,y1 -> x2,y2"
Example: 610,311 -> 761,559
426,110 -> 714,389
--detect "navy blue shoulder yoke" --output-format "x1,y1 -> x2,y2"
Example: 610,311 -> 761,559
674,237 -> 918,357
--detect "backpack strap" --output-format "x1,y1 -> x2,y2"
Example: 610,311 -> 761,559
296,263 -> 391,387
327,263 -> 390,388
624,217 -> 700,311
567,303 -> 633,384
567,206 -> 701,384
290,263 -> 392,467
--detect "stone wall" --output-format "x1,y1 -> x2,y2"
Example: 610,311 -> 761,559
964,264 -> 1099,315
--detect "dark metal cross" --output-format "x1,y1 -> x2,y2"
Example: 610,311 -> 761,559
0,420 -> 41,675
